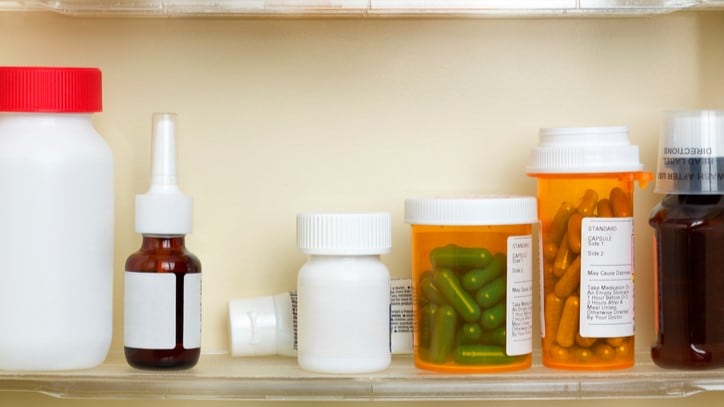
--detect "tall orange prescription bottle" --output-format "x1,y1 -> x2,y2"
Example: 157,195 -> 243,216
526,126 -> 651,370
405,196 -> 538,373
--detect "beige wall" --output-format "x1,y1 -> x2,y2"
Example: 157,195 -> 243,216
0,10 -> 722,405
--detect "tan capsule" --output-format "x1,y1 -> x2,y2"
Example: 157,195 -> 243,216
615,338 -> 634,359
575,332 -> 597,348
544,293 -> 565,349
554,256 -> 581,299
610,187 -> 632,217
550,202 -> 575,244
593,343 -> 616,361
556,295 -> 579,348
606,337 -> 625,347
573,347 -> 593,362
543,241 -> 558,263
543,263 -> 557,294
597,198 -> 614,217
576,189 -> 599,217
567,213 -> 583,254
553,232 -> 574,277
549,344 -> 570,361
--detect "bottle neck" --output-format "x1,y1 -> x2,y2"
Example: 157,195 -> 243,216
0,111 -> 93,121
307,254 -> 381,262
665,194 -> 724,205
140,235 -> 187,250
0,112 -> 95,132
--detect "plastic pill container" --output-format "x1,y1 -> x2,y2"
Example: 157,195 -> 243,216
296,212 -> 391,374
0,67 -> 113,370
527,126 -> 651,370
405,196 -> 537,373
649,110 -> 724,369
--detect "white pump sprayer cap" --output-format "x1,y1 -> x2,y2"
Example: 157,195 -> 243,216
135,112 -> 193,235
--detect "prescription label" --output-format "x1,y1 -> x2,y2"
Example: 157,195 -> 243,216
183,273 -> 202,349
124,271 -> 201,350
124,271 -> 176,350
580,218 -> 635,337
507,235 -> 533,356
390,278 -> 413,354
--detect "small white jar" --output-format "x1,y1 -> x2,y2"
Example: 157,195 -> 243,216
296,212 -> 391,374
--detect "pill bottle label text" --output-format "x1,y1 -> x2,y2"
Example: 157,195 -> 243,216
579,218 -> 635,338
507,235 -> 533,356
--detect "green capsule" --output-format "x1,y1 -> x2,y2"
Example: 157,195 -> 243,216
461,253 -> 506,292
480,301 -> 506,330
479,326 -> 506,347
433,268 -> 481,323
431,244 -> 492,270
475,275 -> 506,309
457,323 -> 482,345
454,345 -> 515,365
419,275 -> 445,304
418,303 -> 438,349
428,304 -> 457,363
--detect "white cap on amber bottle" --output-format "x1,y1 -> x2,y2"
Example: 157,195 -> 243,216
135,112 -> 193,235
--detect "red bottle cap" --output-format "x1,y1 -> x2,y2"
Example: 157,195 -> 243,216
0,66 -> 102,113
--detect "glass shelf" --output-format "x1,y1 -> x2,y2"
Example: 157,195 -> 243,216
0,0 -> 721,16
1,351 -> 723,400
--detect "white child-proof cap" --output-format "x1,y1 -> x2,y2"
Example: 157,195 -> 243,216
228,296 -> 279,357
655,110 -> 724,194
526,126 -> 644,174
296,212 -> 391,255
404,196 -> 538,226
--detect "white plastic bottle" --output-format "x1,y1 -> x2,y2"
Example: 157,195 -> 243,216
296,212 -> 392,374
227,278 -> 413,357
0,67 -> 114,370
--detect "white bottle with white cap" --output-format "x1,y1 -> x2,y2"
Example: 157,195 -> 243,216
296,212 -> 392,374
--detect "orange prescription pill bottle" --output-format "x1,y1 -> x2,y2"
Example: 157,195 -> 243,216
527,126 -> 651,370
405,196 -> 537,373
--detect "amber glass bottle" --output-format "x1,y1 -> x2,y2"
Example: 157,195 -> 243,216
125,236 -> 201,369
650,110 -> 724,369
650,195 -> 724,368
124,113 -> 201,369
